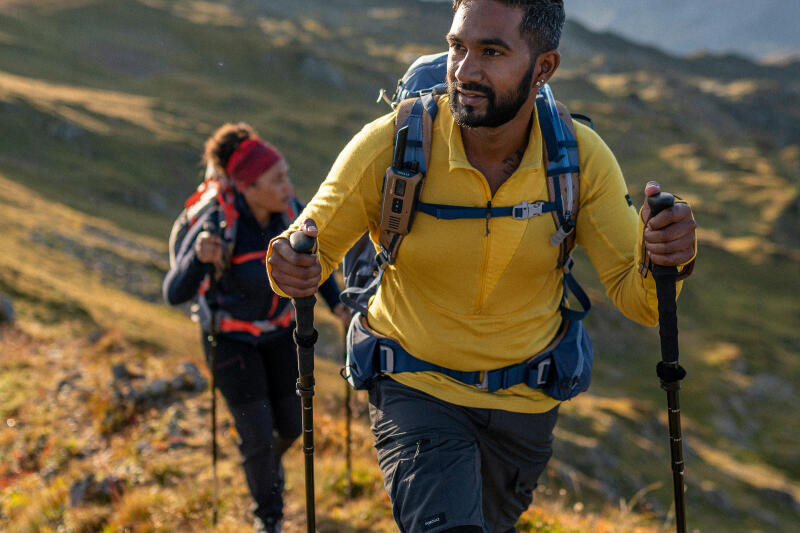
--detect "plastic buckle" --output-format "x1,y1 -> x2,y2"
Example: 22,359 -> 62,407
476,371 -> 489,390
512,200 -> 544,220
380,345 -> 395,373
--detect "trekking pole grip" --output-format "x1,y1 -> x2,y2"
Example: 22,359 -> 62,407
646,192 -> 680,275
647,191 -> 675,218
647,191 -> 680,363
289,231 -> 318,376
290,230 -> 316,254
289,230 -> 317,533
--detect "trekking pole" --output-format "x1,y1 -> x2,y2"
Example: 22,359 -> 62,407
647,192 -> 688,533
343,331 -> 353,499
208,302 -> 219,527
202,219 -> 222,527
289,231 -> 318,533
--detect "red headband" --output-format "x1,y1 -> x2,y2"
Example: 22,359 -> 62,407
225,138 -> 283,189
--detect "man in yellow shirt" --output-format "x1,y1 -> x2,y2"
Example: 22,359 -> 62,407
268,1 -> 697,531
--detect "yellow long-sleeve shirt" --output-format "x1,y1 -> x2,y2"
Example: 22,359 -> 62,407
269,93 -> 685,413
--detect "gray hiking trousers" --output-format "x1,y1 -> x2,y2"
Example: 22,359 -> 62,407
369,378 -> 559,533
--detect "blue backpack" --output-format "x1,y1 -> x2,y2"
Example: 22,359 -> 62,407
341,53 -> 594,399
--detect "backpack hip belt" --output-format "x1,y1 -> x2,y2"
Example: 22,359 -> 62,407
193,297 -> 295,338
344,313 -> 593,401
217,308 -> 294,337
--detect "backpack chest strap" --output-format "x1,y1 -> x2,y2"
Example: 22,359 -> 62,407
417,199 -> 557,220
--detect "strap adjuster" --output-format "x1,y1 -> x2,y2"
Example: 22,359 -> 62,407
375,249 -> 390,269
476,371 -> 489,390
550,220 -> 575,246
512,200 -> 545,220
562,255 -> 575,274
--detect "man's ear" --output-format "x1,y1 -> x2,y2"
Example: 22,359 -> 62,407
534,50 -> 561,85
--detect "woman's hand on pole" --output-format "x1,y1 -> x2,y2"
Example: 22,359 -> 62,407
268,218 -> 322,297
195,231 -> 226,273
641,181 -> 697,267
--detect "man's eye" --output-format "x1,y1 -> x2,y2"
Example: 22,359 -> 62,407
484,48 -> 501,56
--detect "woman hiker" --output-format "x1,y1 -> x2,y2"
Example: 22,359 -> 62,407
163,122 -> 349,532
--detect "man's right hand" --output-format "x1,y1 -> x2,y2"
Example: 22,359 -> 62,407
268,218 -> 322,297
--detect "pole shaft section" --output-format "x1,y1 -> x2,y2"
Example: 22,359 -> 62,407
654,266 -> 679,363
209,323 -> 218,526
653,270 -> 687,533
293,293 -> 317,532
345,381 -> 353,499
668,389 -> 686,533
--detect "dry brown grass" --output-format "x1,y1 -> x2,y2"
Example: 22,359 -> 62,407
0,71 -> 188,140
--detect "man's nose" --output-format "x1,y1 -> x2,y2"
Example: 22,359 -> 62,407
452,51 -> 481,84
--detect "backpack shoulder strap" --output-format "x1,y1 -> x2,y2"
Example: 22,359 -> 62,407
394,94 -> 437,176
537,85 -> 590,322
536,86 -> 580,269
377,92 -> 440,264
341,93 -> 440,315
168,209 -> 190,269
552,100 -> 580,266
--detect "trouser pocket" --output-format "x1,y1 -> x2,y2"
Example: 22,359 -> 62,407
370,381 -> 486,532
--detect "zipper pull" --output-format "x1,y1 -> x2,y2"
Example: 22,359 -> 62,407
485,201 -> 492,236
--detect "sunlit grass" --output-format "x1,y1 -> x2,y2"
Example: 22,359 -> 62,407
0,71 -> 183,140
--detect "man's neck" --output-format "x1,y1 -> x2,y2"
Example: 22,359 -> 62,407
460,98 -> 536,195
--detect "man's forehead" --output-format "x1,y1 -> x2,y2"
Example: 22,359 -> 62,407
449,0 -> 525,44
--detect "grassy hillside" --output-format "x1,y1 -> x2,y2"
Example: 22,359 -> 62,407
0,173 -> 667,532
0,0 -> 798,531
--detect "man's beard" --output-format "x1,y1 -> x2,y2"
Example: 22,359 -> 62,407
448,64 -> 535,128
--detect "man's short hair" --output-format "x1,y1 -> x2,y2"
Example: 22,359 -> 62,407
452,0 -> 565,54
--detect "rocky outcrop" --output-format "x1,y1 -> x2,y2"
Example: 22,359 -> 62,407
69,474 -> 125,507
0,293 -> 14,323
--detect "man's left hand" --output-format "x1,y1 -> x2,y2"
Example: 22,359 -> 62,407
641,181 -> 697,267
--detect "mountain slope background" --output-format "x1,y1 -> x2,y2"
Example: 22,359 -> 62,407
428,0 -> 800,61
0,1 -> 798,531
564,0 -> 799,61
